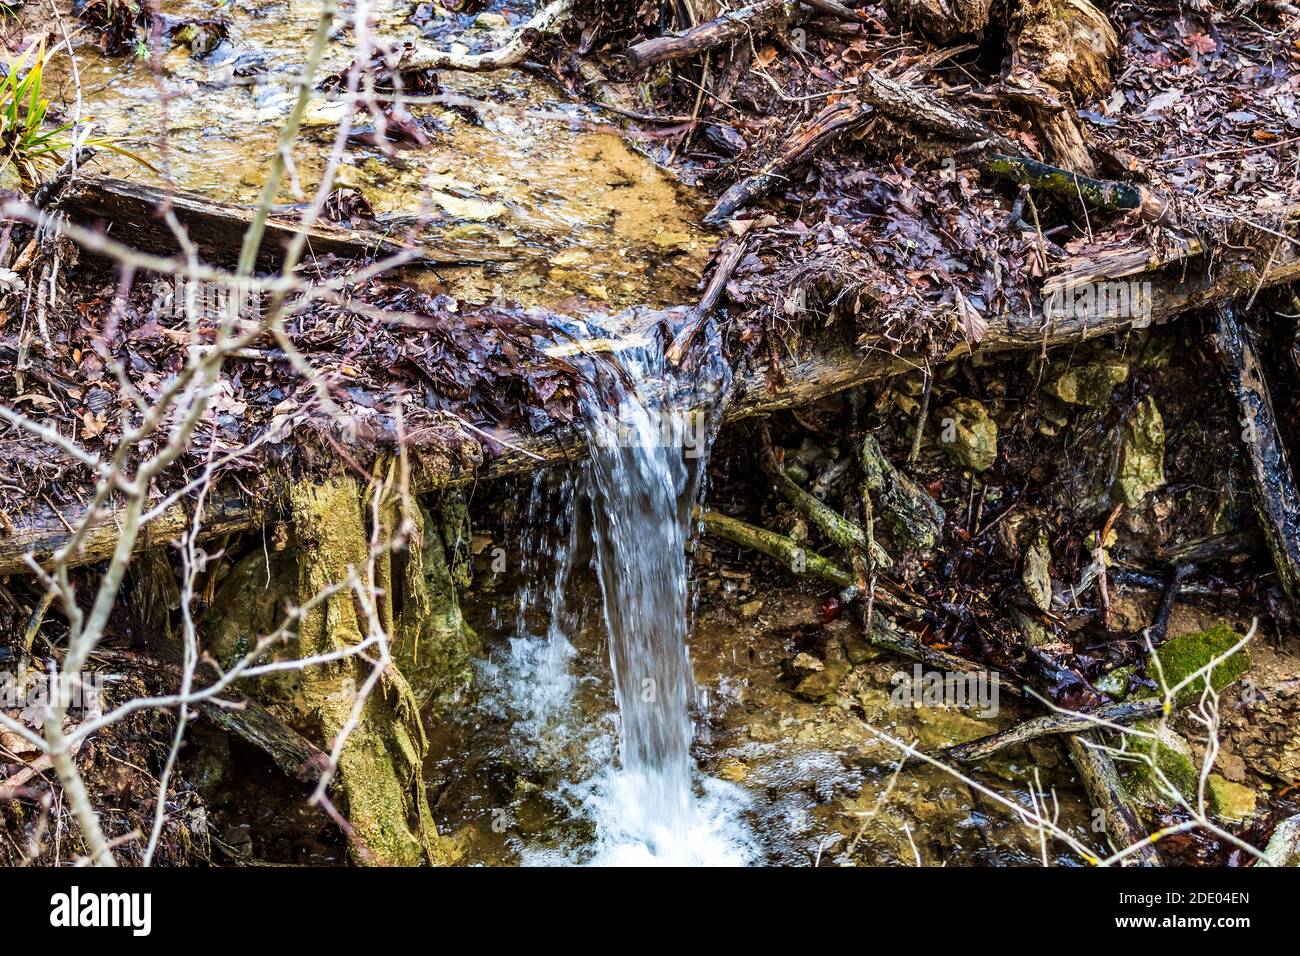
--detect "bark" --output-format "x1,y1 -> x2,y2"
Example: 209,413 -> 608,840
626,0 -> 796,72
1067,733 -> 1163,866
62,176 -> 508,270
1213,305 -> 1300,613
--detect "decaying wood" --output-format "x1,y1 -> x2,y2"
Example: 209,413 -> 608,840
665,235 -> 749,362
1213,305 -> 1300,613
626,0 -> 795,72
1008,0 -> 1119,178
60,176 -> 507,270
704,99 -> 870,226
859,70 -> 1023,157
885,0 -> 992,42
401,0 -> 571,72
984,154 -> 1169,223
943,697 -> 1163,763
4,232 -> 1299,577
1067,733 -> 1163,866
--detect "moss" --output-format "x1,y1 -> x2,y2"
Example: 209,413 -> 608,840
1207,774 -> 1257,822
391,498 -> 479,715
1124,720 -> 1200,804
1145,624 -> 1249,706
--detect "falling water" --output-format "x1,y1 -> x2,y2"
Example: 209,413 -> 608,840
574,321 -> 733,856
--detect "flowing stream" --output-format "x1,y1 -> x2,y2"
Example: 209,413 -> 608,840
568,317 -> 737,861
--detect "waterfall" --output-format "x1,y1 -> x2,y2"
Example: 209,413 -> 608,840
574,322 -> 732,855
479,310 -> 754,865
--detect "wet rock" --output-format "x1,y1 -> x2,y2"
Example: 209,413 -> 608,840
474,11 -> 510,29
1021,530 -> 1053,612
1044,360 -> 1129,406
717,758 -> 749,783
172,20 -> 229,59
739,599 -> 763,618
1207,774 -> 1257,822
1259,813 -> 1300,867
1114,395 -> 1165,508
1095,664 -> 1135,699
792,653 -> 850,702
937,397 -> 997,472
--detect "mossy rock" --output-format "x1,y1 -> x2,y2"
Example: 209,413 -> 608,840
1113,395 -> 1165,508
938,397 -> 998,472
1044,361 -> 1129,406
1144,624 -> 1249,707
1124,720 -> 1200,805
1207,774 -> 1257,822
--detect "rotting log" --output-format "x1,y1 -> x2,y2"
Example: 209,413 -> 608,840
1067,733 -> 1163,866
943,697 -> 1163,764
625,0 -> 796,72
4,232 -> 1300,577
984,154 -> 1169,223
60,176 -> 508,270
1213,305 -> 1300,612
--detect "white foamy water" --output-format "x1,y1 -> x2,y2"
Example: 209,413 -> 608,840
483,312 -> 755,865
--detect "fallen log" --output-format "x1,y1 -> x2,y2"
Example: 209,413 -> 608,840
59,176 -> 508,270
1067,733 -> 1163,866
401,0 -> 572,72
984,154 -> 1170,223
943,697 -> 1163,763
626,0 -> 796,72
1212,305 -> 1300,613
3,229 -> 1299,576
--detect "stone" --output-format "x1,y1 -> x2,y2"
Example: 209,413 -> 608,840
1114,395 -> 1165,508
739,599 -> 763,618
474,12 -> 510,29
717,758 -> 750,783
1044,360 -> 1129,406
1095,664 -> 1135,699
1125,720 -> 1200,804
938,397 -> 998,472
1145,624 -> 1249,706
1021,531 -> 1053,612
794,659 -> 850,701
1207,774 -> 1257,822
